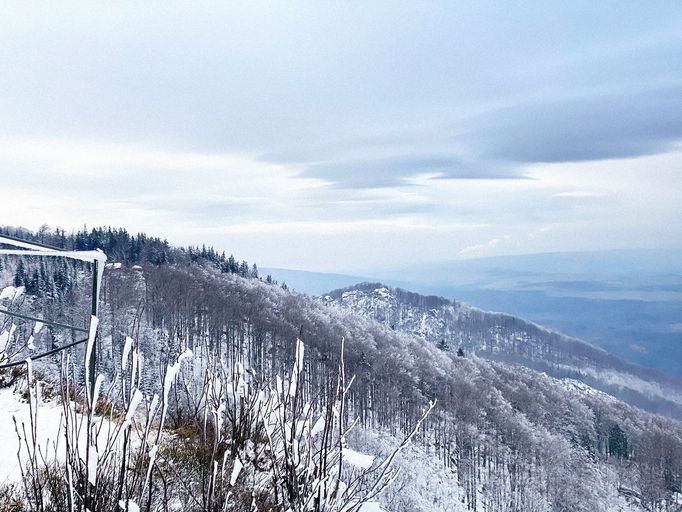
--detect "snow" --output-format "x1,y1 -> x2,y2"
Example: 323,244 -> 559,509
0,387 -> 65,484
163,348 -> 193,405
310,415 -> 325,437
84,316 -> 99,403
359,503 -> 386,512
118,500 -> 140,512
343,447 -> 375,469
0,324 -> 17,352
122,336 -> 134,371
0,384 -> 128,486
556,363 -> 682,406
345,427 -> 470,512
0,237 -> 57,252
0,247 -> 105,265
158,348 -> 193,432
0,272 -> 662,511
288,338 -> 304,397
122,389 -> 144,430
560,377 -> 617,402
87,444 -> 99,485
143,445 -> 159,492
230,457 -> 243,486
0,285 -> 24,301
91,374 -> 104,410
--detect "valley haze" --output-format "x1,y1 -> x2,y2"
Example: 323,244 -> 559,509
263,249 -> 682,376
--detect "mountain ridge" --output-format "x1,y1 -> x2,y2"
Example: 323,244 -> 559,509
323,281 -> 682,419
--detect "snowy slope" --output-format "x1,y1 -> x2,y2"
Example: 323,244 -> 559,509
2,248 -> 682,510
323,283 -> 682,419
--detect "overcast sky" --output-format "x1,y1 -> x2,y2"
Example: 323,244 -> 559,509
2,2 -> 681,272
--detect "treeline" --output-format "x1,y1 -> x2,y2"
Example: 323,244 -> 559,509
0,225 -> 276,283
6,257 -> 79,298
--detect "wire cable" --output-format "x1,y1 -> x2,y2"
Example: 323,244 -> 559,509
0,337 -> 88,369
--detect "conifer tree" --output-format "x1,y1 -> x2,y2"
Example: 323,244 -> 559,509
13,259 -> 27,287
608,423 -> 628,459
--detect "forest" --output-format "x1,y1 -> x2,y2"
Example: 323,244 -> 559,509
0,227 -> 681,511
324,283 -> 682,419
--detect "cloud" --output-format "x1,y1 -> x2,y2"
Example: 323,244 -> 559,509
629,343 -> 648,354
192,218 -> 443,236
528,226 -> 553,239
462,85 -> 682,164
1,3 -> 682,271
552,191 -> 605,198
0,137 -> 315,228
0,136 -> 465,236
265,82 -> 682,190
297,155 -> 518,189
457,237 -> 505,258
668,323 -> 682,334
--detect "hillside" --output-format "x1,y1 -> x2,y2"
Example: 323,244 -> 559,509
264,253 -> 682,378
323,283 -> 682,419
1,230 -> 682,510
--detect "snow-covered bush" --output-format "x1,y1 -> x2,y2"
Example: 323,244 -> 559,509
170,337 -> 434,511
12,319 -> 432,512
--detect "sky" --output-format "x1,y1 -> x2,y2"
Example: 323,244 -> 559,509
1,1 -> 681,273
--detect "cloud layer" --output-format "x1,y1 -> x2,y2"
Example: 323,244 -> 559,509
1,2 -> 681,271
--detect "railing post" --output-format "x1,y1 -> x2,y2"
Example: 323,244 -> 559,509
89,258 -> 98,394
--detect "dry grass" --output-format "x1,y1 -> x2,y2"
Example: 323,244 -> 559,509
0,483 -> 26,512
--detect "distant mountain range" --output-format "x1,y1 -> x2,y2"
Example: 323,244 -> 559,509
262,249 -> 682,376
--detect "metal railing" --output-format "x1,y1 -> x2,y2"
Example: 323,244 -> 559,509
0,235 -> 105,391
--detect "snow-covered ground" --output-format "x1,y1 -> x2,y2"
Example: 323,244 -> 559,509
0,285 -> 25,302
0,385 -> 649,512
0,386 -> 65,484
346,428 -> 469,512
0,385 -> 127,487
